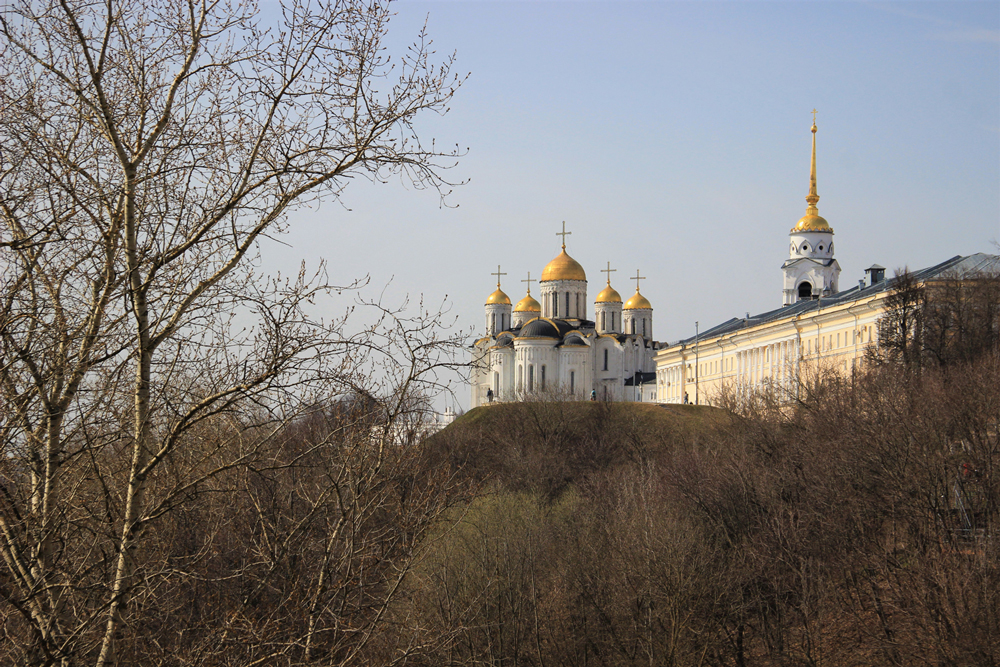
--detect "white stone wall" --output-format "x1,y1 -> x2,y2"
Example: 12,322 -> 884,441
540,279 -> 588,320
511,309 -> 537,329
485,303 -> 512,335
594,302 -> 623,333
623,307 -> 653,340
783,230 -> 841,305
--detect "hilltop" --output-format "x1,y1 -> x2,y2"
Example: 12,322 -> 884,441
425,400 -> 730,496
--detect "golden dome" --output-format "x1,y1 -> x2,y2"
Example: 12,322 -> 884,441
792,214 -> 832,233
624,290 -> 652,310
541,247 -> 586,282
514,292 -> 541,312
486,288 -> 511,305
595,283 -> 622,303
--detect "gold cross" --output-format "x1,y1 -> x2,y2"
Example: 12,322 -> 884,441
556,221 -> 571,248
632,269 -> 646,291
601,261 -> 616,285
521,271 -> 536,294
491,264 -> 507,288
811,108 -> 818,124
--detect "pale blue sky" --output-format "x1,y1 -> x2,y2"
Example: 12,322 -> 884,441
263,1 -> 999,406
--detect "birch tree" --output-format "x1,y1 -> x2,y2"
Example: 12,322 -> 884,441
0,0 -> 463,663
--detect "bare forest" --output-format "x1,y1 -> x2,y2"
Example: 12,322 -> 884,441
1,0 -> 466,664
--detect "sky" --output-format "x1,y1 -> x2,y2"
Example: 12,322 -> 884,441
262,0 -> 1000,409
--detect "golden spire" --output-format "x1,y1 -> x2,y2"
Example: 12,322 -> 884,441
806,109 -> 819,216
791,111 -> 832,233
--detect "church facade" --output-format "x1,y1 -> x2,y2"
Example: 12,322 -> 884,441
470,228 -> 661,408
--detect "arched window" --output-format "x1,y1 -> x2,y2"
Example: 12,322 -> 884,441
528,365 -> 534,392
566,293 -> 571,318
798,282 -> 813,299
603,349 -> 609,371
570,370 -> 575,394
553,293 -> 558,317
541,365 -> 546,390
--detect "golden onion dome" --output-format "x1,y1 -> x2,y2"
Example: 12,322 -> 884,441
514,292 -> 541,312
791,214 -> 832,233
541,247 -> 586,282
485,287 -> 511,305
623,290 -> 652,310
595,283 -> 622,303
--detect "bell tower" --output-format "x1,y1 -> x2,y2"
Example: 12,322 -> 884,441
782,112 -> 841,306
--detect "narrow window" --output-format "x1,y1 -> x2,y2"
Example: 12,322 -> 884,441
570,370 -> 575,394
528,365 -> 534,392
642,318 -> 646,337
541,365 -> 546,390
491,313 -> 496,332
601,311 -> 606,330
603,349 -> 608,371
553,292 -> 558,317
517,365 -> 523,391
566,293 -> 571,317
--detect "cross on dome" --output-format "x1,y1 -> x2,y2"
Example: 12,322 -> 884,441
632,269 -> 646,292
601,261 -> 617,285
521,271 -> 536,294
556,221 -> 571,249
491,264 -> 507,288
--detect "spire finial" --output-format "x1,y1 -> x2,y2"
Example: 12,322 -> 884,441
556,221 -> 571,250
632,269 -> 646,292
601,261 -> 617,286
805,111 -> 820,215
521,271 -> 536,295
491,265 -> 507,289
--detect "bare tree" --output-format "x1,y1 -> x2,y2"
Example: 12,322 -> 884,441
0,0 -> 464,663
871,268 -> 925,369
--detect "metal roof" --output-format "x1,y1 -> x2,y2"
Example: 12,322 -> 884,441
668,253 -> 999,347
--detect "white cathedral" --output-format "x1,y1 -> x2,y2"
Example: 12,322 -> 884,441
470,225 -> 662,408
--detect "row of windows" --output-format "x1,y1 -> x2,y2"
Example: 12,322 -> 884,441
550,291 -> 583,318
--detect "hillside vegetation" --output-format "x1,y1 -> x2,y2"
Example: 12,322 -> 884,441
403,359 -> 1000,667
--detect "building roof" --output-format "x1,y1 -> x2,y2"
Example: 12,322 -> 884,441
668,253 -> 1000,347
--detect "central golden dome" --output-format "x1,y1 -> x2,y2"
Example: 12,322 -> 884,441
541,247 -> 586,282
514,292 -> 541,312
595,284 -> 622,303
624,290 -> 652,310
